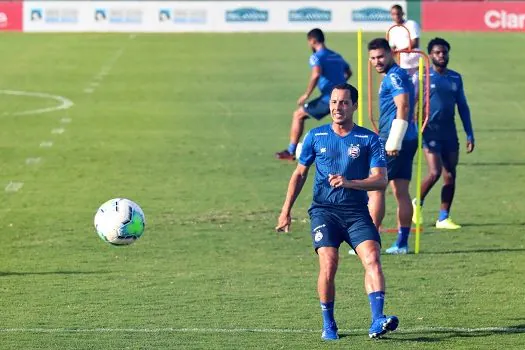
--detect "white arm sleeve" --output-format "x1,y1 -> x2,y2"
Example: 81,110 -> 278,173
385,119 -> 408,151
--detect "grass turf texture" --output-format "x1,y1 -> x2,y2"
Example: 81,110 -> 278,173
0,32 -> 524,349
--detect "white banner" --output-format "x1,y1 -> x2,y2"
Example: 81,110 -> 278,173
23,1 -> 406,33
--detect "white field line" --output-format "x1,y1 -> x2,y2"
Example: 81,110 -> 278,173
0,326 -> 521,334
51,128 -> 65,134
0,90 -> 73,116
25,157 -> 41,165
84,48 -> 125,94
39,141 -> 53,148
4,182 -> 23,192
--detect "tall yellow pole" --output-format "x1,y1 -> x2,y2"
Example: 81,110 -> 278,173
415,57 -> 424,254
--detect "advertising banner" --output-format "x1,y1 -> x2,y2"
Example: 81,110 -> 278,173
23,1 -> 406,33
0,1 -> 22,31
422,1 -> 525,32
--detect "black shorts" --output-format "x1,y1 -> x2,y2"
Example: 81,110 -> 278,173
386,139 -> 418,181
309,207 -> 381,253
303,96 -> 330,120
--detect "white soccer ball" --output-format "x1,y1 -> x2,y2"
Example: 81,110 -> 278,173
296,142 -> 303,160
94,198 -> 146,245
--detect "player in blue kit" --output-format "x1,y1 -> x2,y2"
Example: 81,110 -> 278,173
276,84 -> 399,340
276,28 -> 352,161
412,38 -> 475,229
367,38 -> 418,255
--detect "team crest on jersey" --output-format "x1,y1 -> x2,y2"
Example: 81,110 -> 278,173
348,144 -> 360,159
451,82 -> 458,91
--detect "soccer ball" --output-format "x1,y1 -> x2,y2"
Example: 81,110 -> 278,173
94,198 -> 146,245
296,142 -> 303,160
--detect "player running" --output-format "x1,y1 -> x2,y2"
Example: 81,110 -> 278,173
275,28 -> 352,161
388,4 -> 421,77
276,83 -> 399,340
412,37 -> 475,229
367,38 -> 417,255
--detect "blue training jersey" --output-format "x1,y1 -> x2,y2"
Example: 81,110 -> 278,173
299,124 -> 387,211
309,48 -> 350,102
378,64 -> 417,141
417,67 -> 474,141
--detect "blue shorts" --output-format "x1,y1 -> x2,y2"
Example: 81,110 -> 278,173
309,207 -> 381,253
423,138 -> 459,155
303,96 -> 329,120
386,138 -> 418,181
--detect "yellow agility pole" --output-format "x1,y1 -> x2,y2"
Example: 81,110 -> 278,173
357,28 -> 363,126
415,57 -> 424,254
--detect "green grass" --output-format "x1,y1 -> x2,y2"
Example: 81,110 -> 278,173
0,32 -> 524,349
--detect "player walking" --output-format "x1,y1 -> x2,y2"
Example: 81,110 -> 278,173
367,38 -> 417,255
412,38 -> 475,229
276,83 -> 399,340
276,28 -> 352,161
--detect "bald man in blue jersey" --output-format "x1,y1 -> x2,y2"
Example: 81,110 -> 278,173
412,37 -> 475,229
367,38 -> 418,255
276,84 -> 399,340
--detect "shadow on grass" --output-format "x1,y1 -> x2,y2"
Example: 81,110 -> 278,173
459,162 -> 525,166
424,248 -> 525,255
0,271 -> 109,277
460,222 -> 525,227
393,325 -> 525,343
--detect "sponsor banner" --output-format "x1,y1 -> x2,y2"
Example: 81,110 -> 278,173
23,1 -> 405,33
0,1 -> 23,31
422,1 -> 525,32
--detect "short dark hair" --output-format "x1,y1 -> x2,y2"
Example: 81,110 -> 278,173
427,37 -> 451,54
307,28 -> 325,43
367,38 -> 391,52
391,4 -> 403,12
332,84 -> 358,105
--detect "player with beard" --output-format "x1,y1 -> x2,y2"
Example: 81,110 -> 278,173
412,37 -> 475,229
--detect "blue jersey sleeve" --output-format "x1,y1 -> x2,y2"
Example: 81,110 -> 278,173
298,131 -> 316,166
369,134 -> 387,168
309,54 -> 320,68
456,75 -> 474,142
388,72 -> 409,98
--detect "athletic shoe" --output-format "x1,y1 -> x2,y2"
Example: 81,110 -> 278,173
321,322 -> 339,341
369,315 -> 399,339
275,150 -> 295,161
412,198 -> 423,224
435,218 -> 461,229
385,244 -> 409,255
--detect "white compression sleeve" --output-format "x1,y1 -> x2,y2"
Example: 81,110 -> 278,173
385,119 -> 408,151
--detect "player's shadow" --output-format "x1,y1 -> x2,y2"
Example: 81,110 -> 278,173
0,271 -> 109,277
424,248 -> 525,255
460,222 -> 525,227
392,324 -> 525,343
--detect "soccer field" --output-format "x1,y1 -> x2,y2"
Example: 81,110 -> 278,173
0,32 -> 524,349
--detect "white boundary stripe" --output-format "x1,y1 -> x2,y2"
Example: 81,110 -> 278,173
4,182 -> 23,192
25,157 -> 42,165
0,326 -> 522,334
51,128 -> 65,134
0,90 -> 74,116
40,141 -> 53,148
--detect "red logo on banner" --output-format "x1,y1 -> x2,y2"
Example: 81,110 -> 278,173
423,1 -> 525,32
0,1 -> 22,31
